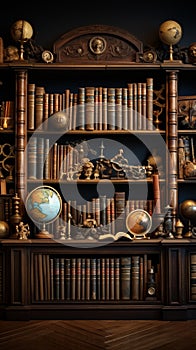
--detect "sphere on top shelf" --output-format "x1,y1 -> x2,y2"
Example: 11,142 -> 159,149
159,19 -> 182,46
180,199 -> 196,223
10,19 -> 33,43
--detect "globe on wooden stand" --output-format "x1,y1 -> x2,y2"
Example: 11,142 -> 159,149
25,186 -> 62,238
10,19 -> 33,61
159,20 -> 182,63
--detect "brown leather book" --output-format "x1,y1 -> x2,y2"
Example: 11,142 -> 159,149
131,255 -> 140,301
85,86 -> 95,131
120,256 -> 131,300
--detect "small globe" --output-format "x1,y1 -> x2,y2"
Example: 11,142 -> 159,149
10,20 -> 33,42
25,186 -> 62,225
159,20 -> 182,46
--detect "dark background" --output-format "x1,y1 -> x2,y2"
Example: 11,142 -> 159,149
0,2 -> 195,52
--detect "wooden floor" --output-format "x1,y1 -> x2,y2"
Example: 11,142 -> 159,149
0,319 -> 196,349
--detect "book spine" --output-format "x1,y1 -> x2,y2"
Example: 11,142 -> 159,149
114,257 -> 120,301
146,77 -> 154,130
77,87 -> 85,130
44,138 -> 50,180
94,87 -> 99,130
122,87 -> 128,130
110,258 -> 115,300
100,195 -> 107,226
139,256 -> 144,300
120,256 -> 131,300
105,258 -> 110,300
137,82 -> 142,130
98,86 -> 103,130
36,137 -> 44,179
35,86 -> 45,130
127,83 -> 133,130
90,258 -> 97,300
50,258 -> 54,301
76,258 -> 81,301
34,254 -> 39,301
97,258 -> 101,301
38,254 -> 44,301
131,255 -> 140,301
71,258 -> 76,301
101,258 -> 105,300
190,254 -> 196,300
27,83 -> 35,130
115,87 -> 122,130
65,258 -> 71,301
72,93 -> 78,130
42,254 -> 48,301
102,87 -> 107,130
69,92 -> 73,130
115,191 -> 126,233
133,83 -> 138,130
60,258 -> 65,300
81,258 -> 86,301
141,82 -> 147,130
27,136 -> 37,179
85,258 -> 90,301
46,254 -> 51,300
54,257 -> 60,300
107,87 -> 116,130
43,92 -> 49,130
85,86 -> 95,131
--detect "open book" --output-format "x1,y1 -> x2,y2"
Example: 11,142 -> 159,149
98,231 -> 133,241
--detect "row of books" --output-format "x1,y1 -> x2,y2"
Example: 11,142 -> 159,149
30,196 -> 154,239
27,137 -> 83,180
59,196 -> 154,234
190,254 -> 196,301
27,136 -> 149,181
33,254 -> 160,302
27,78 -> 154,132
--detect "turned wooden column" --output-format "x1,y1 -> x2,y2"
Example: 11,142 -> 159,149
15,69 -> 28,216
166,70 -> 178,232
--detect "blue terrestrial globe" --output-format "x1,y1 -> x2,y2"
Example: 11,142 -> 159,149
26,186 -> 62,225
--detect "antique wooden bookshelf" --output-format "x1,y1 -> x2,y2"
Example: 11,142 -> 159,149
0,24 -> 196,320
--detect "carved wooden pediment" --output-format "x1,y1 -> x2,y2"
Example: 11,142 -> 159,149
53,24 -> 144,64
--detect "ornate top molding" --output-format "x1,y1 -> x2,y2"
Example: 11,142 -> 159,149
53,24 -> 144,64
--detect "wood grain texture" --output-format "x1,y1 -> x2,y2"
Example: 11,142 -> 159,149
0,320 -> 196,350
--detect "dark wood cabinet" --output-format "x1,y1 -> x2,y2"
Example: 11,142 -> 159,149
0,24 -> 196,320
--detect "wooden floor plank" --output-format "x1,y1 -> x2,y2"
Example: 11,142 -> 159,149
0,320 -> 196,350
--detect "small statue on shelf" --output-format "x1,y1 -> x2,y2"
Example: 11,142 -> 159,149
16,221 -> 30,240
4,45 -> 19,62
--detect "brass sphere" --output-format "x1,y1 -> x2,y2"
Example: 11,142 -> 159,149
0,221 -> 9,238
159,20 -> 182,46
10,19 -> 33,42
180,200 -> 196,222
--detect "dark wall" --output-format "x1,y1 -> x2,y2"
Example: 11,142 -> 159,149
0,2 -> 195,52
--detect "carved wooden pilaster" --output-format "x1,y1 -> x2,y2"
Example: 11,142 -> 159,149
167,70 -> 178,232
15,69 -> 27,215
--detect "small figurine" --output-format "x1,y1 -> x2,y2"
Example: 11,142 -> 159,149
16,221 -> 30,240
188,42 -> 196,64
4,45 -> 19,62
